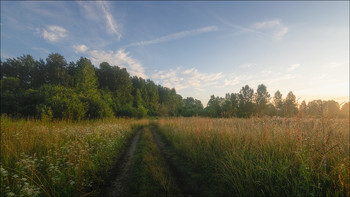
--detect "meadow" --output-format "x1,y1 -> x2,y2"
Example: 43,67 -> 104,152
1,116 -> 349,196
0,116 -> 147,196
156,117 -> 349,196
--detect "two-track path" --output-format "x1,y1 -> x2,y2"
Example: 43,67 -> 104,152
103,125 -> 195,197
103,129 -> 142,197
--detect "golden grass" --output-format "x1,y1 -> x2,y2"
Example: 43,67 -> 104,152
157,117 -> 350,196
0,116 -> 147,196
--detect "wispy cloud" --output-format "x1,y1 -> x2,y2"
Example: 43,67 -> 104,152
213,14 -> 260,35
40,25 -> 67,42
240,63 -> 256,68
126,26 -> 218,48
152,67 -> 223,91
287,64 -> 300,71
73,44 -> 88,53
77,1 -> 122,40
33,47 -> 50,54
97,1 -> 122,40
89,49 -> 146,78
252,19 -> 288,40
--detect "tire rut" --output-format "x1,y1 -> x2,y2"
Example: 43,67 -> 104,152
104,128 -> 142,197
150,128 -> 196,197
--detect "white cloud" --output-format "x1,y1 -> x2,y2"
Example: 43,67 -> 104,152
73,44 -> 88,53
77,1 -> 122,40
323,62 -> 347,69
33,47 -> 49,54
287,64 -> 300,71
126,26 -> 218,47
41,25 -> 67,42
240,63 -> 256,68
152,67 -> 224,91
89,49 -> 146,78
224,77 -> 241,86
97,1 -> 122,40
252,19 -> 288,40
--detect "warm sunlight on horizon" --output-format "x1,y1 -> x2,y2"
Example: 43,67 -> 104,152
1,1 -> 349,105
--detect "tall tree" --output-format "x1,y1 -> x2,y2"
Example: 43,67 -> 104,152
46,53 -> 69,86
238,85 -> 255,117
255,84 -> 270,116
273,90 -> 283,116
283,91 -> 298,117
75,57 -> 98,94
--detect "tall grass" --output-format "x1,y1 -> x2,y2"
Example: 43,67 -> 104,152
126,127 -> 181,197
0,115 -> 147,196
157,117 -> 349,196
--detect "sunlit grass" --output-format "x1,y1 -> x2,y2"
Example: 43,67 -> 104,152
157,117 -> 350,196
0,115 -> 147,196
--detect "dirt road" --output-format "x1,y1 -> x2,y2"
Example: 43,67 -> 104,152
103,125 -> 196,197
103,129 -> 142,197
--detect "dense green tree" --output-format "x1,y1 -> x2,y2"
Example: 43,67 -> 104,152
179,97 -> 203,117
283,91 -> 298,117
238,85 -> 255,117
299,100 -> 307,118
206,95 -> 224,117
145,80 -> 159,115
38,85 -> 87,121
255,84 -> 270,116
46,53 -> 70,86
0,77 -> 21,115
273,90 -> 283,116
75,58 -> 113,119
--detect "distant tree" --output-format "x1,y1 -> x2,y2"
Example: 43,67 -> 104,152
179,97 -> 203,117
38,85 -> 87,121
255,84 -> 270,116
283,91 -> 298,117
0,77 -> 21,115
238,85 -> 255,117
323,100 -> 340,118
46,53 -> 69,86
206,95 -> 224,118
299,100 -> 307,118
145,79 -> 159,115
340,102 -> 349,118
273,90 -> 283,116
75,57 -> 113,119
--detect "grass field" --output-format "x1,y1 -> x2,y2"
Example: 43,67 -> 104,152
156,117 -> 349,196
1,116 -> 349,196
0,116 -> 147,196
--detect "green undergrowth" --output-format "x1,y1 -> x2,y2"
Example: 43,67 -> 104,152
125,126 -> 181,197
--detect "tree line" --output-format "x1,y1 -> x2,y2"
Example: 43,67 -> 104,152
1,54 -> 348,120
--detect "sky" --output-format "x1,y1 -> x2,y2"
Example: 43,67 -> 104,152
1,1 -> 349,106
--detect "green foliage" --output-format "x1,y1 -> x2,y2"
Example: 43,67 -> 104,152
0,53 -> 346,120
179,97 -> 204,117
38,85 -> 86,121
255,84 -> 270,116
273,90 -> 284,116
283,91 -> 298,117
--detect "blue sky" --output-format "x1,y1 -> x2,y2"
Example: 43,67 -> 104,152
1,1 -> 349,106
